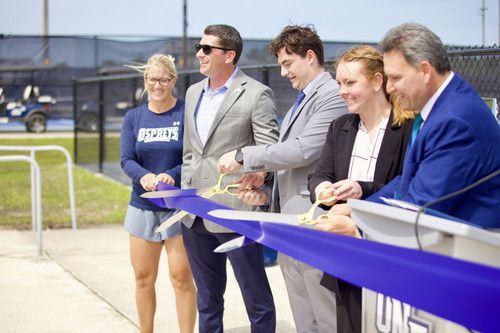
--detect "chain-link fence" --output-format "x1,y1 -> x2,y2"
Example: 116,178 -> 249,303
73,46 -> 500,184
448,47 -> 500,102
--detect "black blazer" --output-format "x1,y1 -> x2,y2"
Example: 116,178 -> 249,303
308,110 -> 414,204
307,110 -> 414,333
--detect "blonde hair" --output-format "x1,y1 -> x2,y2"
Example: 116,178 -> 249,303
127,54 -> 177,100
336,45 -> 416,125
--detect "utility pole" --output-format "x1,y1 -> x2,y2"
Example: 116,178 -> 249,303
480,0 -> 487,46
43,0 -> 50,64
182,0 -> 188,69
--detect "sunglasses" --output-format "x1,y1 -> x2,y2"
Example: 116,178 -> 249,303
195,43 -> 232,55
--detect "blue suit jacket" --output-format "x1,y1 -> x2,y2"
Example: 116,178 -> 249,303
370,73 -> 500,228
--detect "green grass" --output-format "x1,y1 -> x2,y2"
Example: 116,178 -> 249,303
74,133 -> 122,164
0,137 -> 130,229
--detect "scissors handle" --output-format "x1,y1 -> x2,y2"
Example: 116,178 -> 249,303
297,188 -> 337,225
209,173 -> 239,196
222,184 -> 240,195
209,173 -> 226,194
314,214 -> 329,224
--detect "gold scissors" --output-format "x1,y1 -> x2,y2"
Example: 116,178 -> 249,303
297,188 -> 337,225
297,188 -> 362,238
141,172 -> 241,200
152,173 -> 240,232
209,186 -> 362,238
207,172 -> 240,197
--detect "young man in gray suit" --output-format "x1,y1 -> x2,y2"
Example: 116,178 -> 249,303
181,24 -> 279,332
218,25 -> 348,333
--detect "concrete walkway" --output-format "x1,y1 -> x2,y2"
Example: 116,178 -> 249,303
0,225 -> 295,332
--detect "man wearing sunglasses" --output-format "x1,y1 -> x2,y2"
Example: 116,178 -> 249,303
180,24 -> 279,332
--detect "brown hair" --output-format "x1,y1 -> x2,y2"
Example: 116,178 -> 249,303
204,24 -> 243,65
337,45 -> 416,125
270,25 -> 324,66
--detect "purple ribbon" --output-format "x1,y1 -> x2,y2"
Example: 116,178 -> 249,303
151,182 -> 500,333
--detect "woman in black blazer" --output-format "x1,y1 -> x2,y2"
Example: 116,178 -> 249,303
308,108 -> 414,203
307,45 -> 416,333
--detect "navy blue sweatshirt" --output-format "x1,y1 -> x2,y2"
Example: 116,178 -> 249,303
120,100 -> 184,211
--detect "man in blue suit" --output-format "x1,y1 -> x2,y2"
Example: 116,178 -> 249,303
321,23 -> 500,232
366,23 -> 500,228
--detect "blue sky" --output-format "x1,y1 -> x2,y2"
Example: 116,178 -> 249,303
1,0 -> 499,46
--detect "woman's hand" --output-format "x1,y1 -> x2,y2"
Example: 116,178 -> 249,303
156,173 -> 175,186
314,181 -> 337,206
331,179 -> 363,201
140,173 -> 158,191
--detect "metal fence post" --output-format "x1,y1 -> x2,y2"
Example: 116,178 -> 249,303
73,77 -> 78,165
98,80 -> 104,173
30,150 -> 36,231
0,145 -> 77,230
0,155 -> 43,256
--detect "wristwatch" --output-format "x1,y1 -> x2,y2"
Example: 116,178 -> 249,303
235,148 -> 244,165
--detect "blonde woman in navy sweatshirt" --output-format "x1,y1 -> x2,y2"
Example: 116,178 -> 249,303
120,54 -> 196,333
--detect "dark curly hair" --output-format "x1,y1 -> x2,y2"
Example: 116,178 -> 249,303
269,25 -> 324,66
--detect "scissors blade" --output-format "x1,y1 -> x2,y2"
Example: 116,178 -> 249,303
208,209 -> 303,226
156,210 -> 190,232
155,189 -> 215,232
141,188 -> 210,199
214,236 -> 255,253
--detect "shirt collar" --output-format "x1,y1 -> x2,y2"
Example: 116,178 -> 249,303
204,66 -> 239,94
302,71 -> 328,96
420,71 -> 454,121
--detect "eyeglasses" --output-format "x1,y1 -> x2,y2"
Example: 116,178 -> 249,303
195,43 -> 232,55
145,77 -> 172,86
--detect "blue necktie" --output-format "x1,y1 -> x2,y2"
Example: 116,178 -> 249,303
411,113 -> 423,145
288,91 -> 305,124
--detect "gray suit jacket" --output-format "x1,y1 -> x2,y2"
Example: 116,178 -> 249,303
181,69 -> 279,232
244,72 -> 348,214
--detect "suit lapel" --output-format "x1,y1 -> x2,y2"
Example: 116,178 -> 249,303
204,71 -> 246,145
373,111 -> 400,184
425,73 -> 459,125
280,104 -> 294,138
338,115 -> 359,179
282,73 -> 331,137
188,81 -> 206,149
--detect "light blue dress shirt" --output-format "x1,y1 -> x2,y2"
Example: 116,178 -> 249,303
195,67 -> 239,146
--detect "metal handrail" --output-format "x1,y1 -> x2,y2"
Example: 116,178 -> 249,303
0,155 -> 43,256
0,145 -> 77,230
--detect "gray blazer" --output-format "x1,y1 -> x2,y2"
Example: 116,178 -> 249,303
244,72 -> 348,214
181,69 -> 279,232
